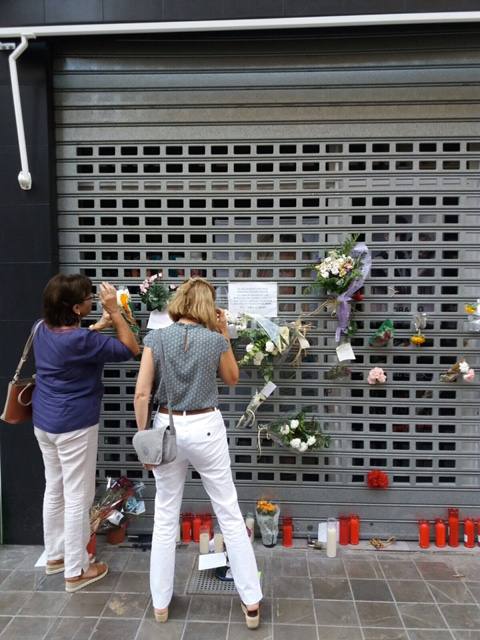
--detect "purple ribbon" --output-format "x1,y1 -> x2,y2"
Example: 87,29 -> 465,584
334,243 -> 371,343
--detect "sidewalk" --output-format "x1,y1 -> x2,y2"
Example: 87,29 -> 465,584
0,540 -> 478,639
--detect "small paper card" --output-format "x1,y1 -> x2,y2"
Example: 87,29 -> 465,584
318,520 -> 340,543
336,342 -> 356,362
198,552 -> 227,571
147,310 -> 173,329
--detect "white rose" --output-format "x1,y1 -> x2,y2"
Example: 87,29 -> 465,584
289,438 -> 301,450
253,352 -> 265,366
306,436 -> 316,446
245,343 -> 255,354
459,360 -> 470,374
290,419 -> 299,429
265,341 -> 275,353
298,442 -> 308,452
279,425 -> 290,435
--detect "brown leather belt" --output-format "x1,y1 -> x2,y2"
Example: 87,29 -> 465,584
158,406 -> 216,416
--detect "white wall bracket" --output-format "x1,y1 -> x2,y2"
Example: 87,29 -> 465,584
5,35 -> 35,190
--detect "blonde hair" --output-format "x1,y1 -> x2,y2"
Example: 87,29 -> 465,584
168,278 -> 218,331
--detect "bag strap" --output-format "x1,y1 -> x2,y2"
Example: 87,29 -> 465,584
157,334 -> 176,435
13,320 -> 43,383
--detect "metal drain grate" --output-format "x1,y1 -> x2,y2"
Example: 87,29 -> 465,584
186,566 -> 238,595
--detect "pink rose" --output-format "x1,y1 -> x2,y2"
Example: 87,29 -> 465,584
368,367 -> 387,384
463,369 -> 475,383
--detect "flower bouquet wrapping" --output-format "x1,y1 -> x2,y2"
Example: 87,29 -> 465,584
258,411 -> 330,454
236,381 -> 277,429
465,299 -> 480,333
440,358 -> 475,383
369,320 -> 394,347
90,477 -> 145,535
89,286 -> 139,336
255,499 -> 280,547
237,315 -> 310,382
309,234 -> 371,342
139,273 -> 176,312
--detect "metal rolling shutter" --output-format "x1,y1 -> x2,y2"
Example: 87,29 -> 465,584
53,28 -> 480,538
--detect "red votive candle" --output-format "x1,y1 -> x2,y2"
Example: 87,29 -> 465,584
419,520 -> 430,549
181,519 -> 192,543
464,517 -> 475,548
339,515 -> 350,545
434,518 -> 446,548
282,518 -> 293,547
448,508 -> 459,547
192,515 -> 202,543
349,514 -> 360,545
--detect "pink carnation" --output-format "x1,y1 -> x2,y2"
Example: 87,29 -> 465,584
463,369 -> 475,383
368,367 -> 387,384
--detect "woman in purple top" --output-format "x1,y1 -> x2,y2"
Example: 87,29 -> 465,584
32,274 -> 139,592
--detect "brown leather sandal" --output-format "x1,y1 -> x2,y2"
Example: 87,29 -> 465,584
241,602 -> 260,629
45,559 -> 64,575
153,607 -> 169,623
65,562 -> 108,593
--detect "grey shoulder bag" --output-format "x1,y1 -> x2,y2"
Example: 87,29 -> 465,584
132,336 -> 177,466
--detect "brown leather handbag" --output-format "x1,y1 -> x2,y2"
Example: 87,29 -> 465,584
1,321 -> 42,425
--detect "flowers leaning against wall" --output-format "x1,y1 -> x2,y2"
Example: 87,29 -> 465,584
308,234 -> 371,342
259,411 -> 330,454
139,273 -> 176,312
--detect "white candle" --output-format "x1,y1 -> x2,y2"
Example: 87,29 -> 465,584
214,533 -> 224,553
326,518 -> 337,558
199,531 -> 210,554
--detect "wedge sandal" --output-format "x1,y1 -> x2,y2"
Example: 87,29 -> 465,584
241,602 -> 260,630
65,562 -> 108,593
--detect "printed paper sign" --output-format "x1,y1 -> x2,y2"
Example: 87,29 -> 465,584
228,282 -> 278,318
147,310 -> 173,329
336,342 -> 356,362
198,552 -> 228,571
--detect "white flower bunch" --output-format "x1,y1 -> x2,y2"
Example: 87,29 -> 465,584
263,414 -> 329,454
315,251 -> 355,280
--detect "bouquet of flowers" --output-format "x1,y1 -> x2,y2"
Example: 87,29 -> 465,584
139,273 -> 176,312
309,234 -> 371,342
369,319 -> 394,347
367,367 -> 387,385
237,315 -> 310,382
89,286 -> 139,336
255,499 -> 280,547
367,469 -> 389,489
90,477 -> 145,534
440,358 -> 475,383
258,411 -> 330,454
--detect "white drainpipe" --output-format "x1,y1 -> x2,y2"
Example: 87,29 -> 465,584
1,12 -> 480,190
7,35 -> 34,190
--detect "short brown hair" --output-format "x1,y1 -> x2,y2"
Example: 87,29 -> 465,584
43,273 -> 92,327
168,278 -> 217,331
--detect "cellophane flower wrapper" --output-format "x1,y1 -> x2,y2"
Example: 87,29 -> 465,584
325,364 -> 352,380
116,288 -> 139,336
236,381 -> 277,429
237,314 -> 310,382
139,274 -> 175,312
90,477 -> 144,533
309,235 -> 371,343
255,501 -> 280,546
258,411 -> 330,454
369,319 -> 394,347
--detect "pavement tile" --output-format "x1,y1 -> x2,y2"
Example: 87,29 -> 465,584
317,628 -> 362,640
308,556 -> 346,578
416,561 -> 459,581
227,622 -> 272,639
408,631 -> 455,640
350,579 -> 393,602
89,618 -> 140,639
271,555 -> 309,577
314,600 -> 359,626
136,619 -> 185,640
312,577 -> 352,600
380,560 -> 422,580
0,571 -> 38,592
428,581 -> 475,604
344,559 -> 383,579
115,571 -> 150,593
0,591 -> 32,615
388,580 -> 434,603
187,594 -> 231,621
273,625 -> 317,640
440,604 -> 480,629
59,591 -> 110,617
0,618 -> 11,635
271,597 -> 315,624
103,592 -> 150,618
362,629 -> 409,640
0,616 -> 55,640
47,617 -> 97,640
356,602 -> 403,628
182,621 -> 228,640
398,602 -> 447,629
19,591 -> 70,616
272,575 -> 312,599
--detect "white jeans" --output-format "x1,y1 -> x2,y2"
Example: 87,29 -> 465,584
150,409 -> 262,609
34,425 -> 98,579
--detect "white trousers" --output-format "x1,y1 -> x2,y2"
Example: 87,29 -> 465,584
150,409 -> 262,609
34,425 -> 98,579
